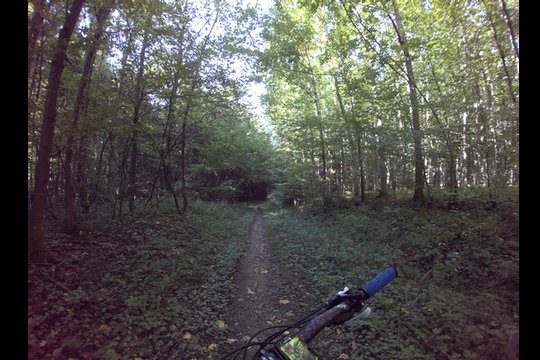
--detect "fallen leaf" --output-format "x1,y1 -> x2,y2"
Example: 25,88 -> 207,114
351,341 -> 358,351
335,327 -> 342,335
182,332 -> 192,340
134,357 -> 143,360
247,288 -> 255,295
98,324 -> 112,333
242,335 -> 251,342
52,348 -> 63,357
208,343 -> 218,350
216,320 -> 226,329
226,338 -> 237,345
278,299 -> 290,305
337,354 -> 349,360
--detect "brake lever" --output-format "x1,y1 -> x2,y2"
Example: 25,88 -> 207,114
343,306 -> 372,328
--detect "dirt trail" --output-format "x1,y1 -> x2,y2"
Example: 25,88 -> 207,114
225,207 -> 301,353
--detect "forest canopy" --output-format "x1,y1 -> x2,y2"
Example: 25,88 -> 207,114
28,0 -> 518,257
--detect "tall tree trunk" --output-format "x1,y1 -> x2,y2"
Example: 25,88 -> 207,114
77,138 -> 90,213
310,75 -> 327,199
334,76 -> 360,197
63,6 -> 111,233
161,74 -> 182,215
91,132 -> 111,206
28,0 -> 86,263
391,0 -> 424,203
377,131 -> 388,198
355,127 -> 366,202
486,6 -> 517,106
28,0 -> 47,80
108,21 -> 133,218
499,0 -> 518,59
339,131 -> 346,195
425,57 -> 459,193
128,31 -> 150,213
180,101 -> 191,213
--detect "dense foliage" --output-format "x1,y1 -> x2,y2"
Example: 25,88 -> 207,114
28,0 -> 518,359
28,0 -> 277,227
260,0 -> 518,203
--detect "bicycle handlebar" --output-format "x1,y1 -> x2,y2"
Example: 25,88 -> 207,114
223,267 -> 397,359
295,267 -> 397,345
296,304 -> 349,344
361,267 -> 397,299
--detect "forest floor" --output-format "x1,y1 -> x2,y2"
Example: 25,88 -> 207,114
28,192 -> 519,360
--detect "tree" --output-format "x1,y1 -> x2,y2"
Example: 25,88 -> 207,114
388,0 -> 425,203
29,0 -> 86,263
63,4 -> 113,233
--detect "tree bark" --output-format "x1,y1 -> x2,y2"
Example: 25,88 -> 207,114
28,0 -> 86,263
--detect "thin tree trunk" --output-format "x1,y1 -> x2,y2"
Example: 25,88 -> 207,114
77,138 -> 90,213
164,72 -> 182,213
334,76 -> 360,197
180,103 -> 191,213
486,7 -> 517,106
28,0 -> 47,80
115,137 -> 133,220
178,11 -> 219,213
91,132 -> 111,205
63,6 -> 111,233
377,136 -> 388,198
391,0 -> 424,203
128,31 -> 150,213
29,0 -> 86,263
355,127 -> 366,202
500,0 -> 518,59
339,131 -> 346,195
310,75 -> 327,199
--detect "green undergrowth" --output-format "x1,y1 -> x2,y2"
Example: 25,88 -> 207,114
262,199 -> 519,359
28,200 -> 254,360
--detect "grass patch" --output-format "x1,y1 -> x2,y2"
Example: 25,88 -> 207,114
263,200 -> 518,359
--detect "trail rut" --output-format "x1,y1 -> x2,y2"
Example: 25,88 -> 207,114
224,207 -> 302,355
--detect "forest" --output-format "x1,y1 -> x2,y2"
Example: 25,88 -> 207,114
28,0 -> 518,359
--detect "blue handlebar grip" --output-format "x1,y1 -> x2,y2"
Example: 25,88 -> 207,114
361,267 -> 397,298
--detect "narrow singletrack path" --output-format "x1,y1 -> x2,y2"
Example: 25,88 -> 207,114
224,207 -> 301,354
